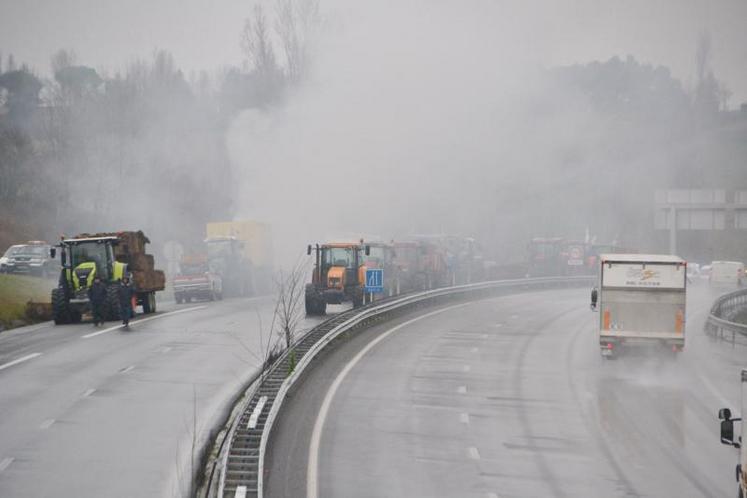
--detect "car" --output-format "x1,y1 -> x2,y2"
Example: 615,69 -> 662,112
1,241 -> 59,278
0,245 -> 24,273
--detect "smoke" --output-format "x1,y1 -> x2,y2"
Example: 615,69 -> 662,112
227,1 -> 552,264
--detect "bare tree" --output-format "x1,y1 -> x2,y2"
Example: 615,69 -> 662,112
240,4 -> 278,77
273,257 -> 308,351
275,0 -> 320,83
51,49 -> 76,75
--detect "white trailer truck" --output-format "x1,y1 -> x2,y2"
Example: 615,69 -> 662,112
718,370 -> 747,497
590,254 -> 686,358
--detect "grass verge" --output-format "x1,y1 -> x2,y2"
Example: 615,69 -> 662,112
0,274 -> 54,330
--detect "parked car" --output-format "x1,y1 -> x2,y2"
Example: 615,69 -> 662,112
0,245 -> 24,273
1,241 -> 59,278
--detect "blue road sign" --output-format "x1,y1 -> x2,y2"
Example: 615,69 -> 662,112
365,268 -> 384,293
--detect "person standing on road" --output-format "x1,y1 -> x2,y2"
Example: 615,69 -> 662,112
118,276 -> 135,328
89,275 -> 107,326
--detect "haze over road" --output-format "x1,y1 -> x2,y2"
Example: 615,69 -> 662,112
266,285 -> 740,497
0,296 -> 324,498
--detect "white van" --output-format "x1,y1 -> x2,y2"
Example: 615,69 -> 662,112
709,261 -> 745,287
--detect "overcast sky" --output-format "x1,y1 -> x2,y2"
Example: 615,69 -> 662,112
1,0 -> 746,105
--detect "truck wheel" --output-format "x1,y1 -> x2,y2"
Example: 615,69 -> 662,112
143,292 -> 156,314
106,286 -> 121,321
52,288 -> 71,325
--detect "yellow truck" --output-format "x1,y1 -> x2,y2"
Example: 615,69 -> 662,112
205,221 -> 273,296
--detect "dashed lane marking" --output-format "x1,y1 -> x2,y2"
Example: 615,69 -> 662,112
457,385 -> 467,394
0,353 -> 42,372
82,388 -> 96,397
39,419 -> 55,430
468,447 -> 481,460
119,365 -> 135,374
460,413 -> 470,424
0,457 -> 14,472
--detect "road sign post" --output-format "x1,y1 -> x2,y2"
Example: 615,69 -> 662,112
365,269 -> 384,301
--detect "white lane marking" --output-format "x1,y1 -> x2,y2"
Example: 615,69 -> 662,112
457,385 -> 467,394
493,323 -> 503,328
307,302 -> 471,498
234,485 -> 247,498
463,365 -> 471,372
487,493 -> 499,498
119,365 -> 135,374
0,457 -> 14,472
510,314 -> 519,319
248,396 -> 268,429
470,347 -> 479,353
460,413 -> 470,424
160,346 -> 172,354
468,446 -> 481,460
481,333 -> 488,339
81,306 -> 206,339
0,352 -> 42,372
39,419 -> 55,430
82,388 -> 96,397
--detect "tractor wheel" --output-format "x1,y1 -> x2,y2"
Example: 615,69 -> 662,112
106,285 -> 121,321
52,288 -> 71,325
317,300 -> 327,315
70,311 -> 82,324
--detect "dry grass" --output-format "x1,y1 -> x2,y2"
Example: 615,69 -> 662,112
0,274 -> 54,329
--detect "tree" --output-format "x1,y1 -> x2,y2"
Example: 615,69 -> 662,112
273,258 -> 308,350
241,4 -> 278,77
275,0 -> 320,83
0,68 -> 42,126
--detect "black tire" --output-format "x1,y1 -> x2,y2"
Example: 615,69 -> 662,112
142,292 -> 155,314
70,311 -> 82,324
106,285 -> 121,321
52,288 -> 71,325
317,300 -> 327,315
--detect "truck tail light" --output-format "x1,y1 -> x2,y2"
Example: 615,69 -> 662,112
675,309 -> 684,333
606,342 -> 614,350
603,310 -> 610,330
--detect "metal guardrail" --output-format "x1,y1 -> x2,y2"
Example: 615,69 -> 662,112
203,276 -> 594,498
705,287 -> 747,345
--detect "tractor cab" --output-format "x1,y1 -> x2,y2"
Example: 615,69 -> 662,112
305,242 -> 370,315
55,237 -> 125,296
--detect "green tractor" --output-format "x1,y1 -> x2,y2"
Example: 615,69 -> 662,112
50,234 -> 161,325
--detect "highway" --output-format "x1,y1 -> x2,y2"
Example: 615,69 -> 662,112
0,295 -> 324,498
265,284 -> 744,497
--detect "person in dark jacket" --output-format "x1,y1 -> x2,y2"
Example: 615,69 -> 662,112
88,276 -> 107,326
118,276 -> 135,327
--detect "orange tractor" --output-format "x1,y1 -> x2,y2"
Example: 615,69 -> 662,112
305,242 -> 370,315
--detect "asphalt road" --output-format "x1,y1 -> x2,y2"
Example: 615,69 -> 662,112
0,295 -> 328,498
265,284 -> 745,498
